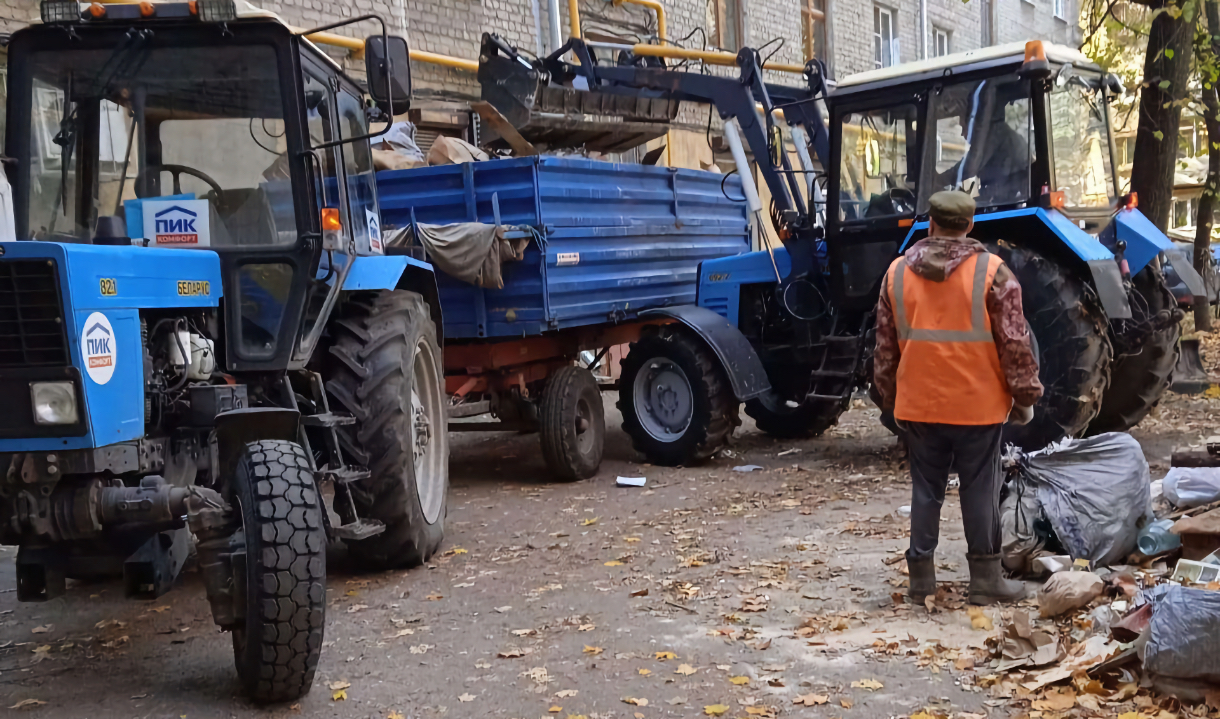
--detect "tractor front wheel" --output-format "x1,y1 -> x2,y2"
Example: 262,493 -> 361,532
619,327 -> 737,466
230,440 -> 326,704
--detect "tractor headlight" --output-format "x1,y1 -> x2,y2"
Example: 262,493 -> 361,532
30,382 -> 78,425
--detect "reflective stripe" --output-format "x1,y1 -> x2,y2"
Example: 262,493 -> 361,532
893,254 -> 994,343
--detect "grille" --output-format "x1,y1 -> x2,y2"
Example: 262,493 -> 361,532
0,259 -> 69,368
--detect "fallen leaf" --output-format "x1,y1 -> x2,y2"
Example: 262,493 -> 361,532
578,624 -> 595,631
604,560 -> 624,567
522,667 -> 552,684
638,668 -> 652,676
840,698 -> 854,709
332,689 -> 347,702
967,606 -> 994,631
745,707 -> 777,717
447,547 -> 468,555
851,679 -> 883,690
625,537 -> 641,543
498,647 -> 533,658
794,694 -> 829,706
655,651 -> 677,660
548,706 -> 562,714
425,593 -> 443,601
475,660 -> 492,669
1031,688 -> 1076,712
629,588 -> 649,597
9,699 -> 47,709
31,625 -> 51,634
495,606 -> 512,613
94,619 -> 126,630
347,604 -> 369,613
675,663 -> 698,676
753,638 -> 772,650
730,676 -> 750,685
583,645 -> 604,655
387,628 -> 415,638
458,694 -> 475,702
623,697 -> 649,706
556,689 -> 578,698
409,644 -> 433,655
327,681 -> 351,691
388,712 -> 405,719
581,517 -> 599,526
955,655 -> 975,671
704,704 -> 730,716
452,582 -> 475,588
511,629 -> 536,636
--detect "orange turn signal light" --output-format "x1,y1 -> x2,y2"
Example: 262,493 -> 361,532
321,208 -> 342,231
188,0 -> 198,13
1048,190 -> 1066,210
898,218 -> 914,228
88,2 -> 106,17
139,1 -> 155,16
1124,192 -> 1139,210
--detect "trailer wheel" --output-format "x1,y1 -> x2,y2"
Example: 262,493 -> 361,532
990,245 -> 1112,450
539,365 -> 605,480
1087,263 -> 1181,435
325,290 -> 448,570
619,327 -> 736,466
230,440 -> 325,704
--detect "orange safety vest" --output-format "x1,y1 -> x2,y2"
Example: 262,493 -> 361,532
886,251 -> 1013,425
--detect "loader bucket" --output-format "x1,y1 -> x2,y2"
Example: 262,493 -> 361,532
477,36 -> 679,154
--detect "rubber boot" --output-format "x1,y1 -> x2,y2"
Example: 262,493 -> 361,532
906,552 -> 936,603
967,554 -> 1027,605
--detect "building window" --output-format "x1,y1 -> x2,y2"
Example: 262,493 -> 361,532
932,28 -> 949,57
874,6 -> 898,68
803,0 -> 828,62
715,0 -> 745,51
1054,0 -> 1067,18
1173,197 -> 1195,229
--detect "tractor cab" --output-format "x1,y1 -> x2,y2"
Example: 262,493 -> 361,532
8,0 -> 410,371
824,40 -> 1133,311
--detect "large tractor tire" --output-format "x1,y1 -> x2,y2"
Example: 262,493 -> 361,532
325,290 -> 448,570
990,245 -> 1113,450
619,326 -> 737,466
1087,263 -> 1181,435
744,335 -> 865,438
230,440 -> 326,704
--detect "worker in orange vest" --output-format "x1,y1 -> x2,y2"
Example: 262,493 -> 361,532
873,190 -> 1044,606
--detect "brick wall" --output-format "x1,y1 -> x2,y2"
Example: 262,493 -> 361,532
0,0 -> 38,34
992,0 -> 1081,47
829,0 -> 982,79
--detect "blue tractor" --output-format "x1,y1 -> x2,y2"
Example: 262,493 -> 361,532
480,37 -> 1203,459
0,1 -> 448,702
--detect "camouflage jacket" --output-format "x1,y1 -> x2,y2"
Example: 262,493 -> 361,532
873,236 -> 1045,411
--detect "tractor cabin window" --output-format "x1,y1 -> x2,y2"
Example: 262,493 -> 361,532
839,104 -> 918,221
1049,69 -> 1116,208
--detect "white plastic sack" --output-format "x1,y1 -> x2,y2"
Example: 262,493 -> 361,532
1162,466 -> 1220,508
1005,433 -> 1153,567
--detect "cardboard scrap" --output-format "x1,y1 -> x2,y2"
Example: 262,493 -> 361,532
997,610 -> 1064,671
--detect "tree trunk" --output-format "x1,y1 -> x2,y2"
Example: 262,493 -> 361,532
1197,0 -> 1220,331
1130,0 -> 1195,232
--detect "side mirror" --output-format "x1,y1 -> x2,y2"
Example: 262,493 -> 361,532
365,35 -> 412,117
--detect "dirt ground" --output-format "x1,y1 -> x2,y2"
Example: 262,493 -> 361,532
0,390 -> 1215,718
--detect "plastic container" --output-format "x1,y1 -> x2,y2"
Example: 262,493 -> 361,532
1137,518 -> 1182,556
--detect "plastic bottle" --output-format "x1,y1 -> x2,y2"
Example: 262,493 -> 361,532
1137,518 -> 1181,556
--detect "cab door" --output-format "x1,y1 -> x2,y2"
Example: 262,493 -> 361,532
825,90 -> 925,311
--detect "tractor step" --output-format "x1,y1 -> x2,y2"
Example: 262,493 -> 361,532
303,412 -> 357,428
807,393 -> 849,402
319,466 -> 371,483
809,369 -> 853,379
330,518 -> 386,541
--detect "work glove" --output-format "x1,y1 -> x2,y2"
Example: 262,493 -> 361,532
1007,404 -> 1034,426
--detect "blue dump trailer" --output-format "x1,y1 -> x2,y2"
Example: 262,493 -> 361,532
376,156 -> 753,478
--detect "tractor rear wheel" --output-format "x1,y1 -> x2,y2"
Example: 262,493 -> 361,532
230,440 -> 325,704
1086,263 -> 1181,435
325,290 -> 448,570
990,245 -> 1112,450
619,327 -> 737,466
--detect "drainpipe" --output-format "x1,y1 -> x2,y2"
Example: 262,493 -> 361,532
547,0 -> 563,54
919,0 -> 928,59
530,0 -> 545,56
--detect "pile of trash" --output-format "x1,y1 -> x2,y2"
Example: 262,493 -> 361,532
371,121 -> 488,171
984,433 -> 1220,709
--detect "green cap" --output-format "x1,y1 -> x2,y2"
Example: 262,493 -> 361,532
928,190 -> 975,231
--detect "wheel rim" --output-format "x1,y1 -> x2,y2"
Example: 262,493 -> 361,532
411,338 -> 445,524
574,395 -> 595,456
633,357 -> 693,442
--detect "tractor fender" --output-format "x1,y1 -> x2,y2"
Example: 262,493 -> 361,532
324,253 -> 444,346
211,408 -> 300,486
902,208 -> 1133,320
1105,208 -> 1207,302
639,305 -> 771,402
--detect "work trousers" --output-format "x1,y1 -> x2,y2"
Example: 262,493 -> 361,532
904,421 -> 1004,560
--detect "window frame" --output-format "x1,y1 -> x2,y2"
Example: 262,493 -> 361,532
714,0 -> 746,52
1054,0 -> 1067,19
802,0 -> 828,63
874,6 -> 898,69
933,28 -> 949,57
